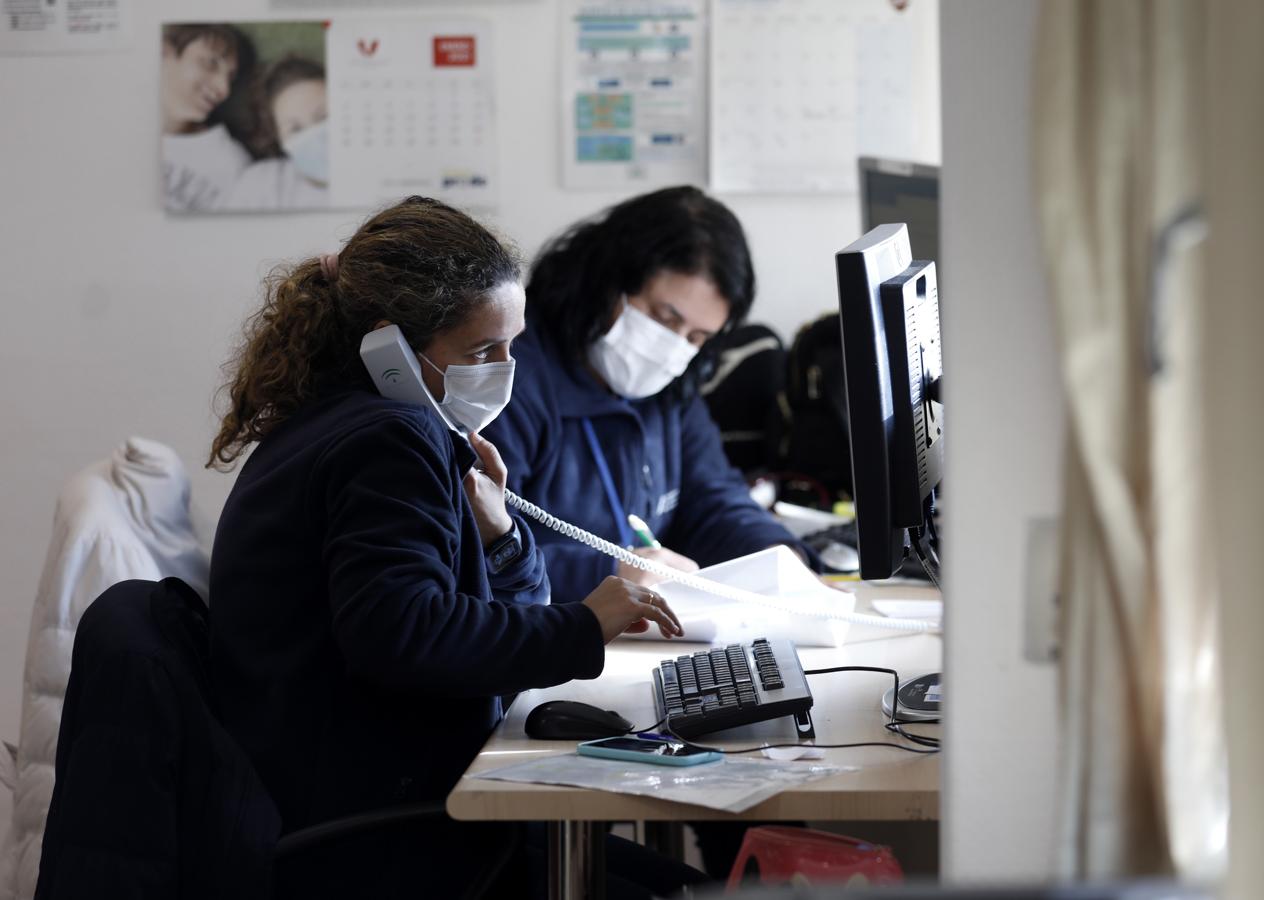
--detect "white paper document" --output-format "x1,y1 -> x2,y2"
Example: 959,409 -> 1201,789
475,753 -> 843,813
560,0 -> 707,189
625,545 -> 855,647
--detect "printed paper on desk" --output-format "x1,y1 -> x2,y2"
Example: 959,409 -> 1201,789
475,753 -> 844,814
625,545 -> 854,647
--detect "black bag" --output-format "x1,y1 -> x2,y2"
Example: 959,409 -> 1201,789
773,313 -> 853,507
699,324 -> 786,475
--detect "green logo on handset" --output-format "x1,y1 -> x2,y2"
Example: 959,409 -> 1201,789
381,368 -> 401,383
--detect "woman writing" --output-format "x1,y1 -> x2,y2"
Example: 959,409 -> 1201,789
483,186 -> 813,605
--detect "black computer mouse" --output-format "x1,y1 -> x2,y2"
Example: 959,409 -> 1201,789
524,700 -> 634,740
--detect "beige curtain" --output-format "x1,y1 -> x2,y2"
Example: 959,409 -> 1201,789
1204,5 -> 1264,899
1034,0 -> 1226,881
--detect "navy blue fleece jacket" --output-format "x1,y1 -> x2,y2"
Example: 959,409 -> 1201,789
209,388 -> 604,830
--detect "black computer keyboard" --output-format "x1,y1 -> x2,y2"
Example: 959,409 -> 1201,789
651,638 -> 815,740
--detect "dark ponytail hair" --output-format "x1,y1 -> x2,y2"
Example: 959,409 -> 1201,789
527,186 -> 755,369
209,196 -> 520,469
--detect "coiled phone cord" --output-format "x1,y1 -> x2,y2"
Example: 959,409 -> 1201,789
504,489 -> 940,634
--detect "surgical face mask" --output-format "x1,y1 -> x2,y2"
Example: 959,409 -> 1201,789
587,300 -> 700,399
281,118 -> 329,185
418,352 -> 515,435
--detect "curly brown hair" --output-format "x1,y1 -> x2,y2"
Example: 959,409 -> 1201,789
208,196 -> 521,469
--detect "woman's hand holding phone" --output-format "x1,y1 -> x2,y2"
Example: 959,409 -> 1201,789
462,432 -> 514,545
582,576 -> 684,643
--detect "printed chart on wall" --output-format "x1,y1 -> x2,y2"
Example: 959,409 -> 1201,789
710,0 -> 936,193
2,0 -> 130,53
159,18 -> 496,214
561,0 -> 707,190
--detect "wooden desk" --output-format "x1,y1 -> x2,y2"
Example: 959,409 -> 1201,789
448,625 -> 941,899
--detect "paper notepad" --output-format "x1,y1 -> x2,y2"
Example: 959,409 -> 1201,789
624,546 -> 855,647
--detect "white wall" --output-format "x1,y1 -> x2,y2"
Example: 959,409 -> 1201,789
939,0 -> 1063,881
0,0 -> 938,776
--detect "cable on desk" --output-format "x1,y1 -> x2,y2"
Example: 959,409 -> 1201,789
909,491 -> 941,589
703,738 -> 938,756
804,665 -> 940,750
629,715 -> 667,736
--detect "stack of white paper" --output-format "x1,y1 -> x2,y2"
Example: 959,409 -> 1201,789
626,545 -> 855,647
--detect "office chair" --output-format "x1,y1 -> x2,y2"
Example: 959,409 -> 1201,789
3,437 -> 209,900
33,578 -> 515,900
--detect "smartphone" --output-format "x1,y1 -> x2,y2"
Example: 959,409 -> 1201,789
576,736 -> 723,767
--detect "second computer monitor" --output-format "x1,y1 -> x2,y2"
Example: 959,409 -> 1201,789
859,156 -> 940,268
835,223 -> 943,581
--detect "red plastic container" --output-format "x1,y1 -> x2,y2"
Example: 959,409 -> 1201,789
725,825 -> 905,891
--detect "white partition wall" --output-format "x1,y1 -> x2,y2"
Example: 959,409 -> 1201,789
939,0 -> 1063,881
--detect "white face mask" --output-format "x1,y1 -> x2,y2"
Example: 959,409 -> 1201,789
587,300 -> 700,399
281,118 -> 329,185
417,353 -> 516,434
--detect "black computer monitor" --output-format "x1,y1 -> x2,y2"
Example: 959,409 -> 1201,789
859,157 -> 940,268
835,223 -> 943,582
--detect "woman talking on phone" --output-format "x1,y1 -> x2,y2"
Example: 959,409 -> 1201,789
206,196 -> 694,899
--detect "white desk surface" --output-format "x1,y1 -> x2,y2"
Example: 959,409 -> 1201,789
447,615 -> 941,823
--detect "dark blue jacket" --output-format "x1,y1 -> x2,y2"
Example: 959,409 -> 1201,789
482,321 -> 806,605
209,389 -> 605,833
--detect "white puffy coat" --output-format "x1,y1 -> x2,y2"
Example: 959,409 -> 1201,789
0,439 -> 209,900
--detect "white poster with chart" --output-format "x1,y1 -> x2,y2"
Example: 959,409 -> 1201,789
710,0 -> 938,193
561,0 -> 707,190
328,18 -> 497,209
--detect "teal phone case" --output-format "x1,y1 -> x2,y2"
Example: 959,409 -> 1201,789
576,738 -> 722,767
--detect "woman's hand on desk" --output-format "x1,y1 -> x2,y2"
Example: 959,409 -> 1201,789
582,576 -> 684,642
616,546 -> 699,586
463,432 -> 514,545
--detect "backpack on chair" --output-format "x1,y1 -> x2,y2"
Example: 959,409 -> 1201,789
700,323 -> 786,476
773,313 -> 853,510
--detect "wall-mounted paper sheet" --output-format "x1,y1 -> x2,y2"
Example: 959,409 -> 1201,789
710,0 -> 937,193
2,0 -> 130,54
328,18 -> 497,210
561,0 -> 707,190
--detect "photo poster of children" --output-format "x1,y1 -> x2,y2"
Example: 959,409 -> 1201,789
160,18 -> 499,214
161,21 -> 329,213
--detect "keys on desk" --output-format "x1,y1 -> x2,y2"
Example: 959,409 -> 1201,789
652,638 -> 813,739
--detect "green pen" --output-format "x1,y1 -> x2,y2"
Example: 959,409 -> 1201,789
627,514 -> 662,549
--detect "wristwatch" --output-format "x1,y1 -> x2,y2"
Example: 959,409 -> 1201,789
485,521 -> 523,574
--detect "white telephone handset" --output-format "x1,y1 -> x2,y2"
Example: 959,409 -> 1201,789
359,325 -> 938,634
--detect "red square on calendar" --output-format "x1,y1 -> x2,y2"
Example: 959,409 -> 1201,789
433,36 -> 476,67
